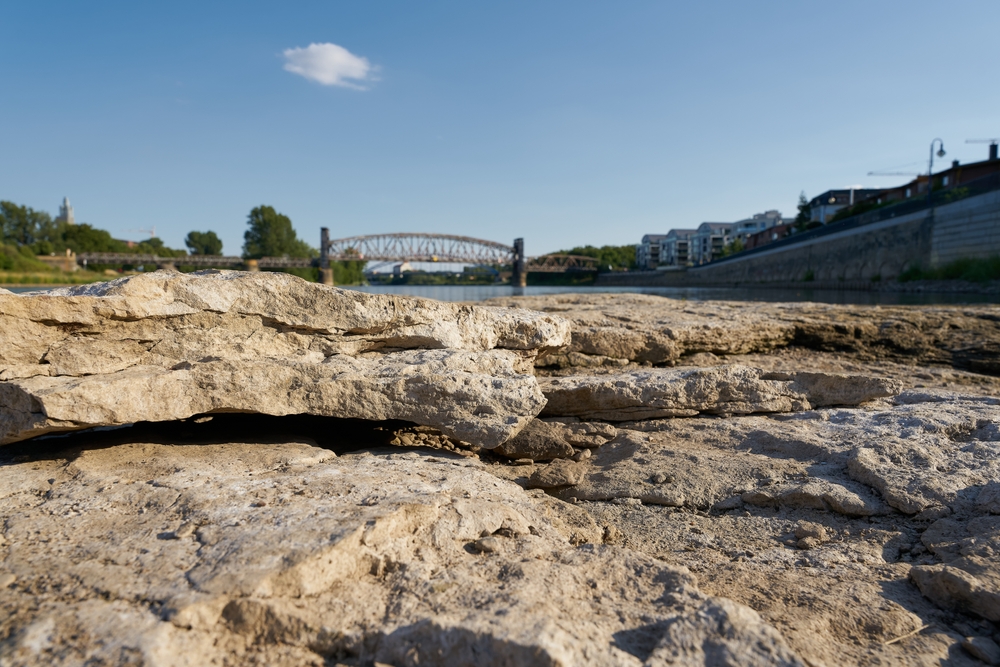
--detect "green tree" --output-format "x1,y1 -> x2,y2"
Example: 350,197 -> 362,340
242,206 -> 315,259
554,245 -> 637,271
793,191 -> 811,231
721,237 -> 745,257
185,230 -> 223,255
135,237 -> 187,257
61,224 -> 130,254
0,201 -> 58,248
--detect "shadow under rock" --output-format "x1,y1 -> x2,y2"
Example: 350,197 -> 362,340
611,620 -> 673,662
0,413 -> 417,466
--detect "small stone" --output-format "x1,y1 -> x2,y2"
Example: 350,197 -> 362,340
797,537 -> 821,550
174,522 -> 197,539
493,520 -> 521,538
963,636 -> 1000,665
915,506 -> 952,522
0,573 -> 15,588
977,483 -> 1000,515
603,525 -> 623,544
526,459 -> 585,489
650,472 -> 673,484
794,522 -> 828,542
513,458 -> 534,466
493,419 -> 575,461
472,537 -> 501,554
572,449 -> 591,462
713,495 -> 743,511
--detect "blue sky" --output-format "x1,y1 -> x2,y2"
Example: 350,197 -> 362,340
2,1 -> 998,256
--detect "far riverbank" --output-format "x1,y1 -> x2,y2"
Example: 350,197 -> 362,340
10,281 -> 1000,305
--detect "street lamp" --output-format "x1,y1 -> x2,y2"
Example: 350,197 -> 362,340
928,138 -> 945,207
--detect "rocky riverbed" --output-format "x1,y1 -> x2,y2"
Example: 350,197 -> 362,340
2,273 -> 999,666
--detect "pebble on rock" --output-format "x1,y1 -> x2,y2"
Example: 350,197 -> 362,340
963,636 -> 1000,665
472,537 -> 501,554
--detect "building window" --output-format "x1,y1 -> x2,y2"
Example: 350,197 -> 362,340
905,188 -> 911,198
943,175 -> 949,186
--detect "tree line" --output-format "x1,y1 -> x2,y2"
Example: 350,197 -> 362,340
0,202 -> 365,284
551,244 -> 638,271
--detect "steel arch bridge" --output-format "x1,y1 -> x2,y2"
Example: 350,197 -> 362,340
321,232 -> 598,273
323,233 -> 514,265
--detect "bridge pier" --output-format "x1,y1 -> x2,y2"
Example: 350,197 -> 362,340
245,259 -> 259,272
320,227 -> 335,286
512,238 -> 527,287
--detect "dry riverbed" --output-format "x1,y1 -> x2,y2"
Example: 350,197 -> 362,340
2,276 -> 999,666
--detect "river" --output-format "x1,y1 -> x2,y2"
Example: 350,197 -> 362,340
7,283 -> 999,305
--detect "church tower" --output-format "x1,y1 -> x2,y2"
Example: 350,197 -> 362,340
56,197 -> 75,225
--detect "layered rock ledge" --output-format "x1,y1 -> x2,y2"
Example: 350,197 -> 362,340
4,287 -> 1000,666
0,271 -> 570,448
484,292 -> 1000,376
538,365 -> 902,421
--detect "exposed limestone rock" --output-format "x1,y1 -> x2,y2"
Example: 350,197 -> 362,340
910,515 -> 1000,622
484,292 -> 1000,375
643,597 -> 803,667
741,478 -> 885,517
910,564 -> 1000,622
978,482 -> 1000,514
526,458 -> 586,488
0,271 -> 571,447
492,419 -> 576,460
844,392 -> 1000,514
5,288 -> 1000,667
539,366 -> 901,421
963,636 -> 1000,665
492,419 -> 618,461
0,436 -> 802,667
531,390 -> 999,520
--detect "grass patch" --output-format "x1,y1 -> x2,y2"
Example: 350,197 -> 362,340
899,256 -> 1000,283
0,271 -> 108,286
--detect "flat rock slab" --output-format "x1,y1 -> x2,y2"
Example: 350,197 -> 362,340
0,271 -> 572,447
483,292 -> 1000,375
539,365 -> 901,421
0,438 -> 803,667
549,390 -> 1000,518
492,418 -> 618,461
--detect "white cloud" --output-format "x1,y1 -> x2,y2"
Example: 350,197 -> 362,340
282,42 -> 376,89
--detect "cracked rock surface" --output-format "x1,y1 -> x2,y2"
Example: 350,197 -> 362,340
538,365 -> 901,421
484,292 -> 1000,376
0,272 -> 570,448
0,428 -> 801,667
4,288 -> 1000,666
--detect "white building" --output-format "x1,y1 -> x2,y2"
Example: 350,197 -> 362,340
730,210 -> 790,242
636,234 -> 668,270
56,197 -> 75,225
692,222 -> 733,264
660,229 -> 697,268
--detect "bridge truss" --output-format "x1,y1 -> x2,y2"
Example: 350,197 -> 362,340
324,233 -> 514,265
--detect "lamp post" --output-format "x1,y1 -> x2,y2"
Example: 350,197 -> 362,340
928,138 -> 945,207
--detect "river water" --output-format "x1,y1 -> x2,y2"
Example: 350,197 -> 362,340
5,283 -> 999,305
